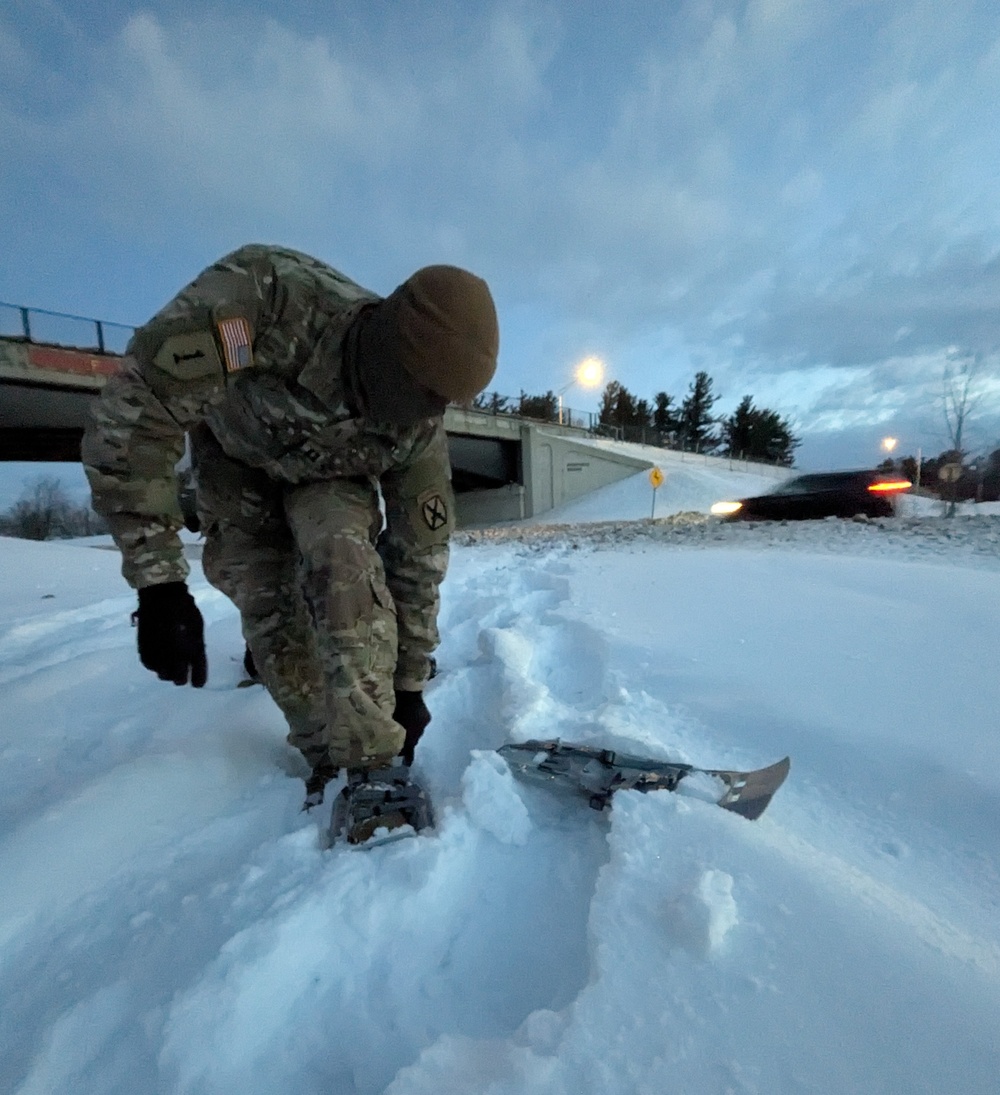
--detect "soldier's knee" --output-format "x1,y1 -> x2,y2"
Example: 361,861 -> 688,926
300,536 -> 377,630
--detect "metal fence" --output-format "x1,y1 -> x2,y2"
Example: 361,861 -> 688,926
0,302 -> 135,355
470,399 -> 791,473
557,406 -> 599,430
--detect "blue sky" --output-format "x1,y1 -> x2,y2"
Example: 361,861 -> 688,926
2,0 -> 999,468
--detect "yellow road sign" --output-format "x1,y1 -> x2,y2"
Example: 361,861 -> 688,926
649,467 -> 664,489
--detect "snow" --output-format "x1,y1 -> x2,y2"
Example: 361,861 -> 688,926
2,458 -> 1000,1095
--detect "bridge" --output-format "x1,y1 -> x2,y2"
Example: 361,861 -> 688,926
0,303 -> 650,526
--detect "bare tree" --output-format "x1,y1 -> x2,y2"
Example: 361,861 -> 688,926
942,353 -> 986,516
0,477 -> 107,540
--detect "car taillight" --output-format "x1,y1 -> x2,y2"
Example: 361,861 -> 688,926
867,480 -> 912,493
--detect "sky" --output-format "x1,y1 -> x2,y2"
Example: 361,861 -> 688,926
2,0 -> 1000,469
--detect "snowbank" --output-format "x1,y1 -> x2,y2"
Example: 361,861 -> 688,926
2,477 -> 999,1094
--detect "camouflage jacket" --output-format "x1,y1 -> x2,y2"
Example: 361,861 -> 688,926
82,244 -> 456,690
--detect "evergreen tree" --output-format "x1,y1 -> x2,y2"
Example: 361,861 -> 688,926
722,395 -> 755,459
473,391 -> 512,415
981,448 -> 1000,502
678,371 -> 720,452
720,395 -> 799,466
598,381 -> 621,427
517,390 -> 559,422
652,392 -> 678,440
598,381 -> 644,430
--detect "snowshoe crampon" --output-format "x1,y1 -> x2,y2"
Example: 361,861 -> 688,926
499,739 -> 790,821
328,768 -> 433,846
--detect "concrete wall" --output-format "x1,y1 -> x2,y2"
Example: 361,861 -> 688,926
440,407 -> 656,525
520,423 -> 653,520
454,484 -> 525,526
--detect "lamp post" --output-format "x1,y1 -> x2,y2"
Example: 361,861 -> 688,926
558,355 -> 605,425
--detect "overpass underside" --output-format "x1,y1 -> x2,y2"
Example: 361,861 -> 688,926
0,336 -> 650,526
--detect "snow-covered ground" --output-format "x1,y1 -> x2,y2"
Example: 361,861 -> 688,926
2,463 -> 999,1095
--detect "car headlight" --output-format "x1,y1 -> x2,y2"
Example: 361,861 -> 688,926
710,501 -> 743,516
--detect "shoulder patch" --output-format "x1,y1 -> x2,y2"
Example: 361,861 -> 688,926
419,490 -> 449,532
403,484 -> 455,547
217,315 -> 254,372
153,329 -> 224,381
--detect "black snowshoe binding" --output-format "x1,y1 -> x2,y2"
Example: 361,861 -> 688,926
237,644 -> 264,689
328,767 -> 433,846
302,758 -> 336,812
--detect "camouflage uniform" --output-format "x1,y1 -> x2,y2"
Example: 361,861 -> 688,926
83,245 -> 455,771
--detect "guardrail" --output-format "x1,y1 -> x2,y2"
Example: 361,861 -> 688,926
0,302 -> 134,355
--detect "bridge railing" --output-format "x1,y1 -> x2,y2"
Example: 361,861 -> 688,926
0,302 -> 135,355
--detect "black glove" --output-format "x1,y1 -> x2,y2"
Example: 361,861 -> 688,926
393,690 -> 431,765
135,581 -> 208,687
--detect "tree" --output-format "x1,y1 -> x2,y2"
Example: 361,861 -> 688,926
517,390 -> 558,422
981,448 -> 1000,502
720,396 -> 800,466
942,352 -> 986,515
634,398 -> 653,430
598,381 -> 623,428
652,392 -> 678,441
917,448 -> 971,503
0,477 -> 107,541
473,391 -> 512,415
598,381 -> 638,430
678,371 -> 720,452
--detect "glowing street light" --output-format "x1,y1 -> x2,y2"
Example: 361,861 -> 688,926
558,355 -> 605,425
881,436 -> 898,454
575,355 -> 605,389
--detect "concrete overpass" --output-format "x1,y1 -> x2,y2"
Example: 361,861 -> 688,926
0,306 -> 651,526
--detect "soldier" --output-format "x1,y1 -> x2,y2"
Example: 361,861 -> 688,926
83,244 -> 499,843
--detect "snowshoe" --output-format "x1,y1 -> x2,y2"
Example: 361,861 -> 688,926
328,767 -> 433,846
499,740 -> 790,821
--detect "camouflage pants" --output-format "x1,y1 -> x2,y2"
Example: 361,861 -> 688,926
191,424 -> 403,771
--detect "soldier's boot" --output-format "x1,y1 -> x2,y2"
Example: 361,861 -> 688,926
329,766 -> 433,845
302,756 -> 337,811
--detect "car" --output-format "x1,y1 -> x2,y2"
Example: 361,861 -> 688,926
710,469 -> 912,522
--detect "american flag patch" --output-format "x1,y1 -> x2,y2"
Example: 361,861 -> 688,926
217,316 -> 254,372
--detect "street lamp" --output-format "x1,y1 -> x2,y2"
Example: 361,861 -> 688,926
558,355 -> 605,425
881,436 -> 898,454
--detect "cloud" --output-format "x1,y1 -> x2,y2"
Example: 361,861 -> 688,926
743,244 -> 1000,370
3,0 -> 1000,463
2,7 -> 560,258
0,21 -> 31,84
